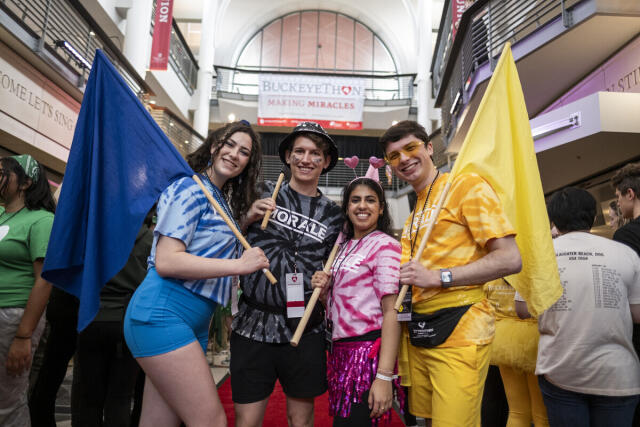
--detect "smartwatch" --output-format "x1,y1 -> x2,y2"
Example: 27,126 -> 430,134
440,269 -> 453,288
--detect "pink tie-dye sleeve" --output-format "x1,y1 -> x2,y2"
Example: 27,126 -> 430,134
372,235 -> 401,301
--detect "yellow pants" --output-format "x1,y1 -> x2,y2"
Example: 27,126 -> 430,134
499,365 -> 549,427
406,343 -> 491,427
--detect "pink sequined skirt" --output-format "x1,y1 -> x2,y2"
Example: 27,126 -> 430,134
327,338 -> 405,425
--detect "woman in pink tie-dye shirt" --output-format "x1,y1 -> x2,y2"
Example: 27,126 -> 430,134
312,176 -> 402,426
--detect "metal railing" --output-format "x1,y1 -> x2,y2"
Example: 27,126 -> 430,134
213,66 -> 416,104
149,106 -> 205,157
0,0 -> 148,96
168,22 -> 198,94
260,155 -> 409,192
431,0 -> 582,140
151,2 -> 198,94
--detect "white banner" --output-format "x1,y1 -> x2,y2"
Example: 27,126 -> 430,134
257,74 -> 365,130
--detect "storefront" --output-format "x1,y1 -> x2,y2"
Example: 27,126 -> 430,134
0,40 -> 79,185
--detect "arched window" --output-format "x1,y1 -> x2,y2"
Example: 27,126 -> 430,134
228,11 -> 401,100
236,11 -> 397,74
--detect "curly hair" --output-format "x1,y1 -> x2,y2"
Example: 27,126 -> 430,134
340,178 -> 392,240
612,162 -> 640,197
0,156 -> 56,213
186,122 -> 262,221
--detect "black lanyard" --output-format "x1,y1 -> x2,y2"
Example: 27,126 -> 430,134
409,171 -> 440,258
284,184 -> 315,274
0,207 -> 23,226
329,230 -> 377,312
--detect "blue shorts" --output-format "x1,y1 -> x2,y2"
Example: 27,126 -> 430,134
124,268 -> 217,358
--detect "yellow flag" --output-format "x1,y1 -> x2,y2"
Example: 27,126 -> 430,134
450,43 -> 562,316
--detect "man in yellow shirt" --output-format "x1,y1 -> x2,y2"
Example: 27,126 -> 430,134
380,121 -> 522,426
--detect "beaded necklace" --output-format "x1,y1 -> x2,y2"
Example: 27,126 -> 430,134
329,229 -> 378,309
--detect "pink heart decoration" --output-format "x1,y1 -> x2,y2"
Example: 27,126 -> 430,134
341,86 -> 352,95
343,156 -> 359,169
369,156 -> 385,168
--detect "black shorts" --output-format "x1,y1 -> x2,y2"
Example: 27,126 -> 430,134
230,331 -> 327,404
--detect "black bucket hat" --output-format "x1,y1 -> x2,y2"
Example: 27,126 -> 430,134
278,121 -> 339,174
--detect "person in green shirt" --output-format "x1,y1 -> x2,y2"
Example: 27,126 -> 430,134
0,154 -> 56,426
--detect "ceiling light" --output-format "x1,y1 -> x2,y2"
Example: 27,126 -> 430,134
531,112 -> 581,141
55,40 -> 91,69
228,113 -> 236,122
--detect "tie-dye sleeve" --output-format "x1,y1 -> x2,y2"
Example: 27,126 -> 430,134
323,204 -> 345,260
453,174 -> 515,248
372,235 -> 402,300
154,177 -> 206,248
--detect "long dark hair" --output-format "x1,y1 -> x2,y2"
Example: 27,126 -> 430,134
186,121 -> 262,220
609,200 -> 627,229
341,178 -> 391,240
0,157 -> 56,213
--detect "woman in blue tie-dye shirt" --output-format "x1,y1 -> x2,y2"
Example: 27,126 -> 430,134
124,121 -> 269,426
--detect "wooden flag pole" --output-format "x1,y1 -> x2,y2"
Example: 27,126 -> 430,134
260,172 -> 285,230
394,180 -> 452,311
192,175 -> 278,285
290,236 -> 343,347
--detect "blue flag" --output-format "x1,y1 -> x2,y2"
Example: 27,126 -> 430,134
42,50 -> 194,331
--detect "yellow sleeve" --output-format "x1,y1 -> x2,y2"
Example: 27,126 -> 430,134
451,173 -> 516,248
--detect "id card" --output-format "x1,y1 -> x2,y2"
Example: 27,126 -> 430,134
397,285 -> 413,322
286,272 -> 305,318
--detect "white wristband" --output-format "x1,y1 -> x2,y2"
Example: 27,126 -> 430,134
375,372 -> 397,382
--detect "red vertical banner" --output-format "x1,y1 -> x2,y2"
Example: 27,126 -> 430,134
451,0 -> 467,40
149,0 -> 174,71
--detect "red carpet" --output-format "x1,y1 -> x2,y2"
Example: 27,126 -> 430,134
218,377 -> 406,426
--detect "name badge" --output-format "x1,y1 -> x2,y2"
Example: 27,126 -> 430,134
286,272 -> 305,318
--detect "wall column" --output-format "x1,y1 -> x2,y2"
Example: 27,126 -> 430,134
193,0 -> 219,136
122,0 -> 154,78
416,0 -> 433,133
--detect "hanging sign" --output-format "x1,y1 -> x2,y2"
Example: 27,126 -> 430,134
258,74 -> 366,130
149,0 -> 174,71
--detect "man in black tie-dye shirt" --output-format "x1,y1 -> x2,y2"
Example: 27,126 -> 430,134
231,122 -> 343,427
